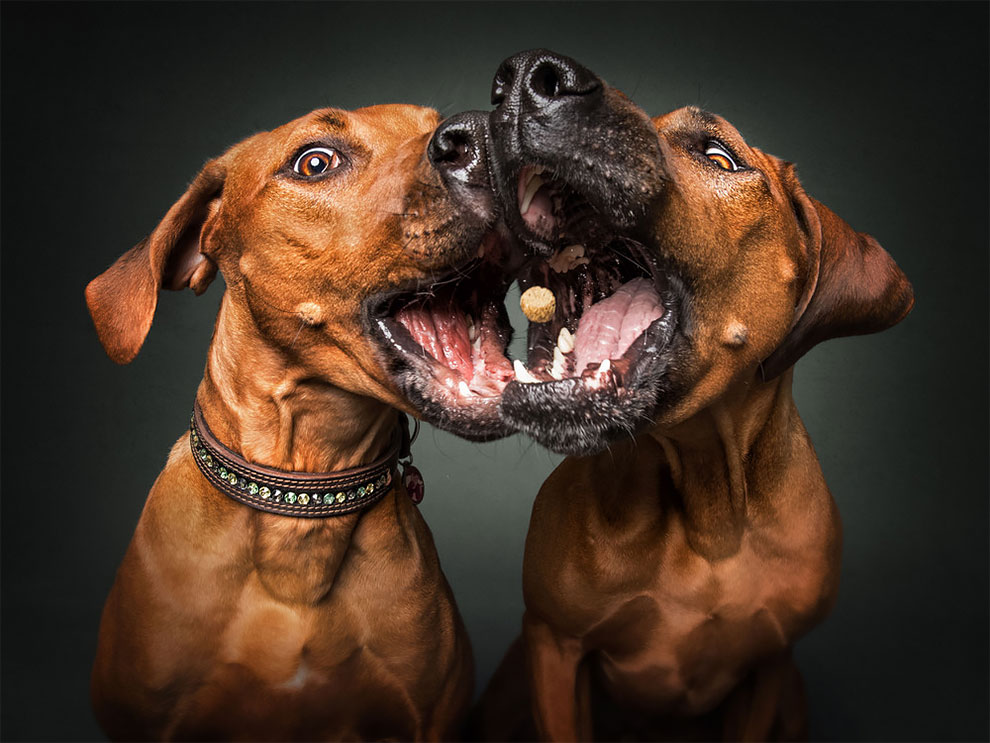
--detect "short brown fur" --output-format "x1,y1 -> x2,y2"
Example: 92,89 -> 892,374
87,105 -> 476,741
474,106 -> 912,741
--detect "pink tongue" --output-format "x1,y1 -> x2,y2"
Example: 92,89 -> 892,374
517,167 -> 556,234
521,186 -> 555,233
395,305 -> 473,381
573,278 -> 664,374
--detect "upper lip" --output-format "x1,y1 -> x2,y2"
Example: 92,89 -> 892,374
366,80 -> 684,453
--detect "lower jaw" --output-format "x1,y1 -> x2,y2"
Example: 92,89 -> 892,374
498,325 -> 678,456
392,360 -> 516,442
377,330 -> 670,450
499,382 -> 660,456
371,210 -> 681,449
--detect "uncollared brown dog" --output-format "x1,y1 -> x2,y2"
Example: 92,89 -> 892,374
472,51 -> 914,741
86,104 -> 507,740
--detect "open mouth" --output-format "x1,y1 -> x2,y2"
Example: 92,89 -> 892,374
493,164 -> 683,454
367,229 -> 520,441
367,164 -> 683,454
512,165 -> 676,386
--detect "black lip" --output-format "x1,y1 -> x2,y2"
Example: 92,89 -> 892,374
489,127 -> 662,257
497,163 -> 559,255
484,51 -> 688,455
498,274 -> 685,456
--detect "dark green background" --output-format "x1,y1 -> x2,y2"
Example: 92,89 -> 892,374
2,2 -> 987,740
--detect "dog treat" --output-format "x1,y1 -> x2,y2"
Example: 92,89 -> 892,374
549,244 -> 590,273
520,286 -> 556,323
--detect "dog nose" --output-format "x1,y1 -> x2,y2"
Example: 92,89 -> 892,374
428,111 -> 493,219
491,49 -> 602,113
428,112 -> 488,186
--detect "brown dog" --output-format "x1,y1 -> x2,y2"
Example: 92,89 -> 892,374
86,104 -> 512,740
472,51 -> 914,741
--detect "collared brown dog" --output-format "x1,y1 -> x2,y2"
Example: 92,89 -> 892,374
86,104 -> 504,740
473,51 -> 914,741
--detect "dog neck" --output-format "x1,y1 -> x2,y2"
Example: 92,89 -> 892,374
649,369 -> 801,560
189,294 -> 407,604
196,293 -> 398,474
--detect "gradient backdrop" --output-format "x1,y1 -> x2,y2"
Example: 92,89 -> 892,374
2,2 -> 987,740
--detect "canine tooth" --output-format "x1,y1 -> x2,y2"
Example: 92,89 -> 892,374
520,173 -> 545,215
599,358 -> 611,374
513,359 -> 540,384
548,361 -> 564,381
554,346 -> 566,367
558,327 -> 575,353
466,316 -> 477,342
458,381 -> 472,397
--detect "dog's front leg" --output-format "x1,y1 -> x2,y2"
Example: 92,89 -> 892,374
524,613 -> 591,742
721,650 -> 807,742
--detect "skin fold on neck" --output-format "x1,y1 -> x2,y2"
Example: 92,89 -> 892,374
649,370 -> 804,560
188,294 -> 404,605
196,293 -> 399,474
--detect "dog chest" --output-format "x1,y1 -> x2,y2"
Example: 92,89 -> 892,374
527,494 -> 838,717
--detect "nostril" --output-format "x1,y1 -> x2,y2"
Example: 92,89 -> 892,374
429,118 -> 481,172
531,63 -> 561,99
514,50 -> 602,105
435,132 -> 470,165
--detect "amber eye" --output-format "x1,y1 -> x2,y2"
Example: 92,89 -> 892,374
705,143 -> 738,171
293,147 -> 342,177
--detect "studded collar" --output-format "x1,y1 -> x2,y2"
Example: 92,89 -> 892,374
189,401 -> 406,518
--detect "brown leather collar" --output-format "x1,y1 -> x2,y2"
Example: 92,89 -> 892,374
189,402 -> 404,518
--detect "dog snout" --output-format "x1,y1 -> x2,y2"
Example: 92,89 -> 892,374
428,111 -> 494,219
429,112 -> 489,185
491,49 -> 602,116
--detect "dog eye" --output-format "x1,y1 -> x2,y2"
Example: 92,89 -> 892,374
704,144 -> 738,171
293,147 -> 342,177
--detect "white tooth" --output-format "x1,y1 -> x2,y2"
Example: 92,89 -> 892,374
599,358 -> 611,374
472,335 -> 482,352
558,327 -> 575,353
466,316 -> 477,342
554,346 -> 566,367
520,174 -> 545,215
458,381 -> 472,397
513,359 -> 541,384
548,361 -> 564,381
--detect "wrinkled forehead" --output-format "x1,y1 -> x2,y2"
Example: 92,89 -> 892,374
230,104 -> 440,172
308,104 -> 440,147
652,106 -> 742,141
652,106 -> 772,163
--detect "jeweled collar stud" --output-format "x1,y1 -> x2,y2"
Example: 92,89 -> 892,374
189,402 -> 399,518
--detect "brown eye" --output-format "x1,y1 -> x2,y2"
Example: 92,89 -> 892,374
705,144 -> 738,171
294,147 -> 342,177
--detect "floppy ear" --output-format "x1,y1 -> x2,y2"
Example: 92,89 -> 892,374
85,161 -> 225,364
761,167 -> 914,380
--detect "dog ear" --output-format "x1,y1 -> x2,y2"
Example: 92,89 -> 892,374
761,165 -> 914,380
85,161 -> 225,364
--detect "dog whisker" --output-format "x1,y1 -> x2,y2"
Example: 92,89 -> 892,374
288,318 -> 307,350
615,249 -> 649,275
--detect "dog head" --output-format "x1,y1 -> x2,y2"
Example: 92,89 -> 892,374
86,104 -> 519,440
486,49 -> 914,455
